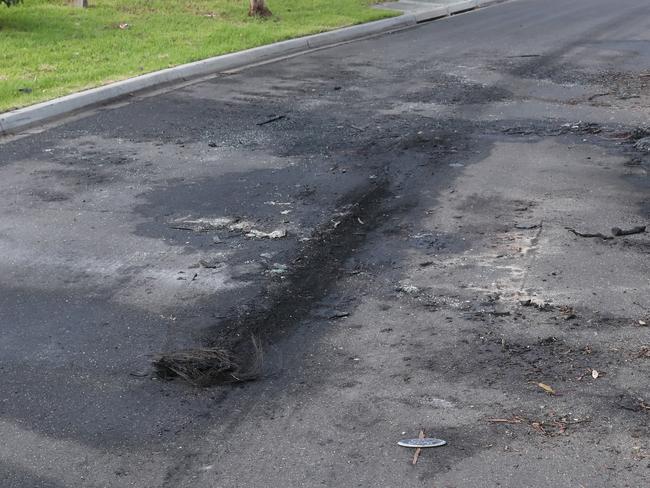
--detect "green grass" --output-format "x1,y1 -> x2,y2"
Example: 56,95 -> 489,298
0,0 -> 396,112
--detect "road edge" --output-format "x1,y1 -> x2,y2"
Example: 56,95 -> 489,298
0,0 -> 501,136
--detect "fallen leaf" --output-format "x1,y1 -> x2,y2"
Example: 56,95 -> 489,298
537,382 -> 556,395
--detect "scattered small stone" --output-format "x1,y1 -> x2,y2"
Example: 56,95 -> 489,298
520,298 -> 551,310
268,263 -> 288,275
264,201 -> 292,206
396,283 -> 420,294
171,217 -> 287,239
245,228 -> 287,239
329,311 -> 350,319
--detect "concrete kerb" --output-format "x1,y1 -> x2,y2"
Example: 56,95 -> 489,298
412,0 -> 505,22
304,14 -> 416,49
0,0 -> 507,136
448,0 -> 479,14
413,6 -> 449,23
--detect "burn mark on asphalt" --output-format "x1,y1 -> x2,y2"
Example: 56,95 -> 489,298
154,181 -> 392,385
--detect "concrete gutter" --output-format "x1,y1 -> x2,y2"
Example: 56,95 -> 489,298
0,0 -> 504,136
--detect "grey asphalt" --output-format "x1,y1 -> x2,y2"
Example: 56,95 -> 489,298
1,0 -> 649,486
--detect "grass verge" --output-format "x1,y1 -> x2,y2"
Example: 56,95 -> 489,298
0,0 -> 396,112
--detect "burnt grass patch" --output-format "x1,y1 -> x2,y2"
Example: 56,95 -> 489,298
153,181 -> 391,386
153,338 -> 263,386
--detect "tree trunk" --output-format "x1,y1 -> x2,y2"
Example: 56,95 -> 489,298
249,0 -> 272,18
71,0 -> 88,7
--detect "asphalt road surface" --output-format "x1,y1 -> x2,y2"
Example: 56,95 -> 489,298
1,0 -> 649,486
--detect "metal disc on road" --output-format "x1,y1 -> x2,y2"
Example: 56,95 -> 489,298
398,438 -> 447,448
